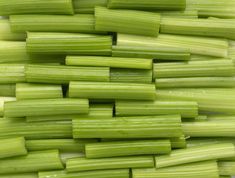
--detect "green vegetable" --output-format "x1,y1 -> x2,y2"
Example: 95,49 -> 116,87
160,10 -> 198,18
0,173 -> 37,178
0,64 -> 25,83
60,152 -> 85,164
218,161 -> 235,175
73,0 -> 107,14
187,138 -> 235,148
0,97 -> 16,116
0,84 -> 15,96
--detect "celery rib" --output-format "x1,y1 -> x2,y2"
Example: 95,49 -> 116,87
73,0 -> 107,14
0,97 -> 16,117
0,64 -> 25,84
218,161 -> 235,176
0,173 -> 38,178
0,84 -> 15,96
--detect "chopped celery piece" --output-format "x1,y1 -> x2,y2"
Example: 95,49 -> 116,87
187,138 -> 235,148
26,139 -> 97,152
66,56 -> 152,69
170,136 -> 186,149
69,81 -> 156,100
85,139 -> 171,158
73,0 -> 107,14
10,14 -> 105,34
218,161 -> 235,176
160,10 -> 198,18
220,176 -> 231,178
25,64 -> 110,84
66,156 -> 154,172
0,137 -> 27,159
26,32 -> 112,56
108,0 -> 186,10
73,115 -> 183,138
0,0 -> 74,15
4,98 -> 88,117
0,84 -> 15,96
111,68 -> 153,84
190,54 -> 227,61
115,100 -> 198,118
95,6 -> 160,36
0,150 -> 63,174
155,143 -> 235,168
16,83 -> 63,100
60,152 -> 85,164
0,173 -> 38,178
207,115 -> 235,121
39,169 -> 129,178
0,64 -> 25,83
133,161 -> 219,178
0,97 -> 16,116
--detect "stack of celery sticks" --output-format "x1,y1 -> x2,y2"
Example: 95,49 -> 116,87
0,0 -> 235,178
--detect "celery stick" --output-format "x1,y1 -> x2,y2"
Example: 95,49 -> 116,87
0,97 -> 16,116
160,10 -> 198,18
108,0 -> 186,10
60,152 -> 85,164
4,98 -> 88,117
111,68 -> 153,84
153,60 -> 234,78
73,115 -> 183,138
0,150 -> 63,174
10,14 -> 105,34
133,161 -> 219,178
39,169 -> 129,178
66,156 -> 154,172
85,139 -> 171,158
26,139 -> 97,152
0,0 -> 74,15
187,138 -> 235,148
16,83 -> 63,100
25,64 -> 110,84
190,54 -> 226,61
207,115 -> 235,121
0,119 -> 72,139
69,81 -> 156,100
73,0 -> 107,14
170,136 -> 187,149
66,56 -> 152,69
218,161 -> 235,176
220,176 -> 231,178
0,84 -> 15,96
26,32 -> 112,56
115,100 -> 198,118
155,143 -> 235,168
0,19 -> 26,41
95,6 -> 161,37
0,64 -> 25,83
0,137 -> 27,159
0,173 -> 37,178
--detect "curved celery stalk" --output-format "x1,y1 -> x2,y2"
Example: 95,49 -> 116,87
0,84 -> 15,96
0,173 -> 37,178
115,100 -> 198,118
218,161 -> 235,176
0,97 -> 16,116
73,115 -> 183,138
73,0 -> 107,14
69,81 -> 156,100
0,137 -> 27,159
0,64 -> 25,84
155,143 -> 235,168
95,6 -> 161,37
66,156 -> 154,172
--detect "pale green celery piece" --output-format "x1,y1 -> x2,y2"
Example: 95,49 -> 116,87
0,0 -> 74,15
108,0 -> 186,10
25,64 -> 110,84
69,81 -> 156,100
115,100 -> 198,118
187,138 -> 235,148
0,19 -> 26,41
10,14 -> 106,34
39,169 -> 129,178
218,161 -> 235,176
0,150 -> 63,174
111,68 -> 153,84
133,161 -> 219,178
0,137 -> 27,159
73,115 -> 183,138
66,156 -> 154,172
155,143 -> 235,168
170,136 -> 187,148
66,56 -> 152,69
112,45 -> 191,61
95,6 -> 161,37
0,64 -> 25,83
0,97 -> 16,116
160,17 -> 235,40
26,139 -> 97,152
195,115 -> 208,121
60,152 -> 85,164
4,98 -> 89,117
220,176 -> 231,178
0,84 -> 15,96
26,104 -> 113,122
230,40 -> 235,47
0,173 -> 38,178
229,46 -> 235,60
155,77 -> 235,88
160,10 -> 198,18
73,0 -> 107,14
116,33 -> 229,57
207,115 -> 235,121
16,83 -> 63,100
190,54 -> 227,61
26,32 -> 112,56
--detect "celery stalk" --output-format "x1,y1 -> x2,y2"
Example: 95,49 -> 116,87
0,64 -> 25,83
160,10 -> 198,18
0,97 -> 16,116
187,138 -> 235,148
60,152 -> 85,164
170,136 -> 186,148
0,84 -> 15,96
0,173 -> 37,178
218,161 -> 235,176
73,0 -> 107,14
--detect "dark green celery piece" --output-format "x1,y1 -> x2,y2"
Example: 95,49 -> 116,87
66,156 -> 154,172
0,173 -> 37,178
39,169 -> 129,178
0,84 -> 15,96
69,81 -> 156,100
0,64 -> 25,83
111,68 -> 153,84
218,161 -> 235,175
73,0 -> 107,14
73,115 -> 183,138
26,32 -> 112,56
0,150 -> 63,174
132,161 -> 219,178
95,6 -> 160,37
25,64 -> 110,84
0,0 -> 74,15
85,139 -> 171,158
0,97 -> 16,116
115,100 -> 198,118
155,143 -> 235,168
107,0 -> 186,10
10,14 -> 105,34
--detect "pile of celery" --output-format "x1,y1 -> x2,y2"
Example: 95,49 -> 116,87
0,0 -> 235,178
